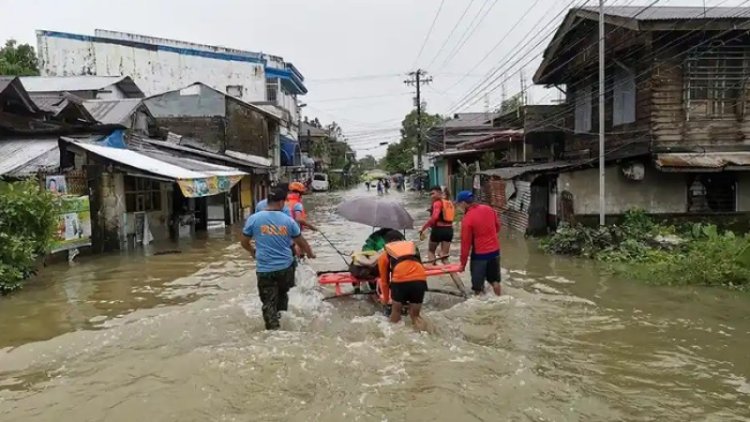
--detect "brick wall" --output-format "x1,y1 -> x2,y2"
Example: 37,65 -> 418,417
155,116 -> 225,152
225,99 -> 271,157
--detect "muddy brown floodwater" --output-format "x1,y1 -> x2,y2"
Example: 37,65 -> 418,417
1,189 -> 749,421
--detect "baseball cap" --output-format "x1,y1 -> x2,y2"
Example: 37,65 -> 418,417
456,190 -> 474,203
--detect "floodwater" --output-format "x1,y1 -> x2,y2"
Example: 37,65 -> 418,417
1,189 -> 749,421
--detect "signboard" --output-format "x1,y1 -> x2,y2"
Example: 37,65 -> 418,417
51,195 -> 92,253
46,175 -> 68,195
177,175 -> 243,198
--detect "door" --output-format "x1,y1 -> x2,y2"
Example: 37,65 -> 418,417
528,177 -> 550,235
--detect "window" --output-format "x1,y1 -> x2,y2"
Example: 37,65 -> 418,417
613,66 -> 636,126
686,45 -> 747,118
124,176 -> 162,213
687,174 -> 736,213
226,85 -> 243,98
574,85 -> 592,133
266,78 -> 279,103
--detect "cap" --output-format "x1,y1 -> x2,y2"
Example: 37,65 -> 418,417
456,190 -> 474,203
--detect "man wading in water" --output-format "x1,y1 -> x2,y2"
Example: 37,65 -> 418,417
241,188 -> 315,330
456,190 -> 502,296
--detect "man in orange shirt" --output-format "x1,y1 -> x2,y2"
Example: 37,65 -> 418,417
419,186 -> 456,263
377,231 -> 428,329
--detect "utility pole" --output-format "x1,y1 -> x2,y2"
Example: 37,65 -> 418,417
405,69 -> 432,191
598,0 -> 606,226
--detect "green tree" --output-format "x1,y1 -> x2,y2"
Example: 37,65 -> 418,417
0,180 -> 59,294
358,154 -> 377,171
0,39 -> 39,76
381,108 -> 443,174
499,93 -> 523,114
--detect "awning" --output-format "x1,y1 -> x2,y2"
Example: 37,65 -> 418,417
64,140 -> 246,198
655,152 -> 750,172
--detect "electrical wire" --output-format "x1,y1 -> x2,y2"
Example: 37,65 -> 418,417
439,0 -> 502,70
425,0 -> 479,69
413,0 -> 448,68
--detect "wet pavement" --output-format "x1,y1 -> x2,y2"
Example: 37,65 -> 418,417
1,188 -> 749,421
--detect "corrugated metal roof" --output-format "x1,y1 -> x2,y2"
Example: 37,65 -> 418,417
19,76 -> 145,97
443,112 -> 497,128
655,152 -> 750,171
480,160 -> 588,179
82,99 -> 144,124
133,136 -> 270,169
0,138 -> 59,176
0,76 -> 15,93
63,139 -> 246,180
582,6 -> 750,21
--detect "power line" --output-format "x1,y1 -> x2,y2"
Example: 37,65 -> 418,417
425,0 -> 478,69
312,92 -> 411,103
439,0 -> 501,70
305,73 -> 403,83
441,0 -> 562,97
413,0 -> 447,68
447,0 -> 589,113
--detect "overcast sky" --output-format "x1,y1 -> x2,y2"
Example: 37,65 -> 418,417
0,0 -> 738,158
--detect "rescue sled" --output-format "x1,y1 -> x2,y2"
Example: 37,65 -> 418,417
318,262 -> 468,303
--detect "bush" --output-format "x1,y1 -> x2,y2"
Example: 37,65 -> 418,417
0,180 -> 59,293
541,210 -> 750,290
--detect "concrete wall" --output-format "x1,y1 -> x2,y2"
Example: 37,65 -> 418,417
38,32 -> 266,102
557,163 -> 687,215
144,84 -> 225,117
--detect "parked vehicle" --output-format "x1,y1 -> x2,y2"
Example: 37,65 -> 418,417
311,173 -> 330,192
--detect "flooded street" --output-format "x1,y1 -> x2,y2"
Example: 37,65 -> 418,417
1,189 -> 749,421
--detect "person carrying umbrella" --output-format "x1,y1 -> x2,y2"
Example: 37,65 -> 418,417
455,190 -> 502,296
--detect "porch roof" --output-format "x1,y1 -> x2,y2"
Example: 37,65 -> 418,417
655,152 -> 750,172
61,138 -> 247,181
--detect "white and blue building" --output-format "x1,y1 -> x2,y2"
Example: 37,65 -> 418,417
36,29 -> 307,172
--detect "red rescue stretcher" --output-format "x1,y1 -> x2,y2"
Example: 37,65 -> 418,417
318,263 -> 467,303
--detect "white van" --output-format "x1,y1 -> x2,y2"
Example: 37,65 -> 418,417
311,173 -> 329,192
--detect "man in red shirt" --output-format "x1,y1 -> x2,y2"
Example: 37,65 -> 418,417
456,190 -> 502,296
419,186 -> 456,263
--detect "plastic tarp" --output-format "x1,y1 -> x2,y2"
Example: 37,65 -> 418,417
67,140 -> 246,198
280,136 -> 299,166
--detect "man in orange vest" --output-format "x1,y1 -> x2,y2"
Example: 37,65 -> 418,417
286,181 -> 318,232
419,186 -> 456,263
377,231 -> 428,330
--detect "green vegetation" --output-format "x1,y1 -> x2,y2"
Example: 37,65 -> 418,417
0,39 -> 39,76
541,210 -> 750,290
0,180 -> 60,294
381,109 -> 443,174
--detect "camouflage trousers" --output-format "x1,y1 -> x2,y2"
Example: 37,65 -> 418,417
257,265 -> 296,330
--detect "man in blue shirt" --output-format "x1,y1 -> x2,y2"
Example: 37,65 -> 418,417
241,188 -> 315,330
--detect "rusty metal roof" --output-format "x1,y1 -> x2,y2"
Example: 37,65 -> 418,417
582,6 -> 750,21
655,152 -> 750,171
480,160 -> 589,180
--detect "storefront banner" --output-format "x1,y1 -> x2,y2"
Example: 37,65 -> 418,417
177,175 -> 243,198
51,195 -> 92,253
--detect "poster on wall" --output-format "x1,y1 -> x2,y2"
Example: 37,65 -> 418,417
50,195 -> 92,253
45,175 -> 68,195
177,175 -> 243,198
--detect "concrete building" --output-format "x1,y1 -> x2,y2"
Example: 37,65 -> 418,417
35,29 -> 306,148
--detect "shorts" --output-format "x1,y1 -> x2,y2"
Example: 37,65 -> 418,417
390,280 -> 428,304
429,226 -> 454,243
470,255 -> 501,292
